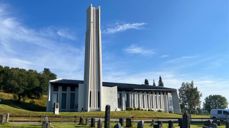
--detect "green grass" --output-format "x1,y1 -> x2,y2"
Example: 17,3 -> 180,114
0,91 -> 47,111
0,104 -> 209,119
0,92 -> 210,119
0,122 -> 225,128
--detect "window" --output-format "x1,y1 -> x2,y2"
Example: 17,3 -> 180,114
218,110 -> 222,114
223,111 -> 229,115
61,93 -> 66,109
89,91 -> 91,107
53,85 -> 58,91
126,93 -> 130,108
70,86 -> 75,91
118,93 -> 122,108
62,86 -> 67,91
98,91 -> 100,108
70,93 -> 75,109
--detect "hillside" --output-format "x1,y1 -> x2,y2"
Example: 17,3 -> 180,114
0,91 -> 46,111
0,92 -> 209,118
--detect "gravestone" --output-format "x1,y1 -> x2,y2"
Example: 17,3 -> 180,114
150,120 -> 155,126
97,119 -> 102,128
42,116 -> 50,128
6,113 -> 9,123
85,118 -> 88,125
126,118 -> 132,127
53,102 -> 59,115
204,120 -> 212,126
182,111 -> 191,128
225,121 -> 229,128
168,120 -> 173,128
212,123 -> 218,128
203,120 -> 217,128
119,118 -> 124,126
137,120 -> 144,128
178,118 -> 183,128
114,123 -> 122,128
79,117 -> 84,125
0,114 -> 5,124
104,105 -> 111,128
90,118 -> 95,127
153,121 -> 162,128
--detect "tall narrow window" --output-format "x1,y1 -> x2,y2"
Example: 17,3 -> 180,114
98,91 -> 100,108
53,85 -> 58,91
142,94 -> 145,108
70,93 -> 75,109
61,93 -> 66,109
126,93 -> 130,108
89,91 -> 91,107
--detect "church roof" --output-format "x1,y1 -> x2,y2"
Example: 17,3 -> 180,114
50,79 -> 176,92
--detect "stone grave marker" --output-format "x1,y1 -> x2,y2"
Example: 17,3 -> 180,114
104,105 -> 111,128
137,120 -> 144,128
126,118 -> 132,128
168,120 -> 173,128
90,118 -> 95,127
97,119 -> 102,128
119,118 -> 124,126
114,123 -> 122,128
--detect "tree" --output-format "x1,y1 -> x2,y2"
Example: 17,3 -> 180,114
203,95 -> 228,113
153,80 -> 156,86
144,79 -> 149,85
39,68 -> 57,94
158,76 -> 164,87
0,65 -> 57,101
179,81 -> 202,114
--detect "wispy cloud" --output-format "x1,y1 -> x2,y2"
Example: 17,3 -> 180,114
103,22 -> 146,34
160,54 -> 169,58
0,3 -> 84,79
124,44 -> 155,55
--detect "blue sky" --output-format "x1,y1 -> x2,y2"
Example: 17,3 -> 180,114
0,0 -> 228,105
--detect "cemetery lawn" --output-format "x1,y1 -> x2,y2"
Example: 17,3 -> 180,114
0,104 -> 209,119
0,92 -> 209,119
0,122 -> 225,128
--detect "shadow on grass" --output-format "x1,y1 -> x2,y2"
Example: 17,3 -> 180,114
1,99 -> 46,111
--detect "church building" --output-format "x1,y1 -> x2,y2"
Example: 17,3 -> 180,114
46,5 -> 181,113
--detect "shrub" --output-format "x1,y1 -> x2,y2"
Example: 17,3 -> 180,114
157,110 -> 162,112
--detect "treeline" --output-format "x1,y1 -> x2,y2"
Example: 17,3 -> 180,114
0,65 -> 56,101
179,81 -> 228,114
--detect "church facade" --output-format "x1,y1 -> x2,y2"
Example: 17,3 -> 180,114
46,5 -> 181,113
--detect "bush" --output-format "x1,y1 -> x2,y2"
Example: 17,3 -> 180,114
169,111 -> 173,113
157,110 -> 162,112
126,107 -> 134,111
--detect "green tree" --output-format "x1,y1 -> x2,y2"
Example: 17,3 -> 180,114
144,79 -> 149,85
158,76 -> 164,87
153,80 -> 156,86
203,95 -> 228,113
179,81 -> 202,114
39,68 -> 57,94
0,65 -> 3,90
0,66 -> 57,101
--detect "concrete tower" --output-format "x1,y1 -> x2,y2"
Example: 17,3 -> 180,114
83,5 -> 102,111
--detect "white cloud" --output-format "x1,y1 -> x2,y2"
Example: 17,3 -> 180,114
160,54 -> 169,58
0,3 -> 84,79
103,22 -> 146,34
124,44 -> 155,55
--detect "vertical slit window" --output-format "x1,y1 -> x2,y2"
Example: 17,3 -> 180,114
98,91 -> 100,108
90,91 -> 91,107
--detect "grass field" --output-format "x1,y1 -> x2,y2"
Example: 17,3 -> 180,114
0,92 -> 210,119
0,122 -> 225,128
